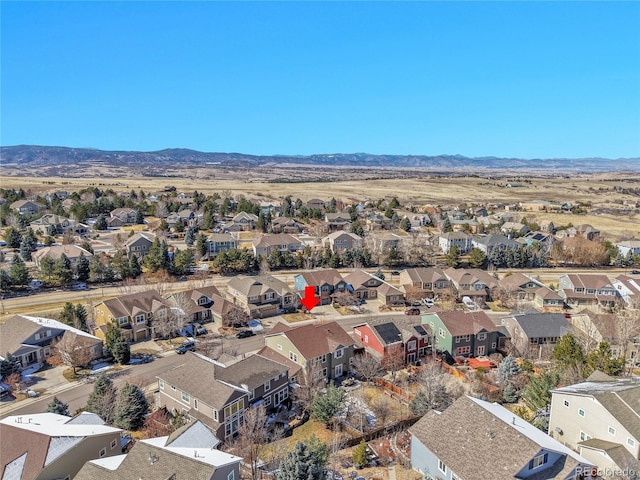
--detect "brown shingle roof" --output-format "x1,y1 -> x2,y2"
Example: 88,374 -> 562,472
100,289 -> 169,319
256,346 -> 303,378
435,311 -> 498,336
0,426 -> 50,480
296,269 -> 344,288
269,321 -> 354,360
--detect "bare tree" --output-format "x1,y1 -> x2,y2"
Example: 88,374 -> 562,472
371,395 -> 393,426
223,305 -> 249,328
233,404 -> 276,480
382,344 -> 406,384
351,353 -> 383,385
53,333 -> 96,374
294,361 -> 324,416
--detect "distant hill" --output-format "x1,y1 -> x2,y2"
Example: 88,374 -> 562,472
1,145 -> 638,171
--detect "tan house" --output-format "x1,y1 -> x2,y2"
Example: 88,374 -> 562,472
342,269 -> 404,305
559,274 -> 619,309
76,420 -> 242,480
252,233 -> 304,257
32,244 -> 93,269
399,268 -> 451,300
10,199 -> 42,216
271,217 -> 301,234
0,412 -> 122,480
227,275 -> 297,318
206,233 -> 238,257
110,207 -> 137,224
444,268 -> 499,304
264,321 -> 355,382
167,286 -> 242,327
157,352 -> 289,440
30,214 -> 87,236
93,289 -> 170,342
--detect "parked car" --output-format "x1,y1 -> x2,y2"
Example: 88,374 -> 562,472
422,298 -> 435,307
405,307 -> 421,315
182,323 -> 207,337
631,270 -> 640,275
72,282 -> 87,291
390,270 -> 400,276
29,280 -> 44,290
236,330 -> 255,339
175,341 -> 196,354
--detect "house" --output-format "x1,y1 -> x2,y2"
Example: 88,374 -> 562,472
167,286 -> 221,325
124,232 -> 156,259
500,221 -> 529,235
498,273 -> 546,302
0,412 -> 122,480
399,268 -> 451,301
423,310 -> 499,358
75,420 -> 242,480
410,395 -> 595,480
157,352 -> 289,440
576,224 -> 601,241
229,212 -> 258,231
110,207 -> 137,224
324,212 -> 352,232
471,234 -> 521,254
252,233 -> 304,257
0,315 -> 103,368
343,270 -> 404,305
30,214 -> 87,236
206,233 -> 238,257
613,275 -> 640,308
10,199 -> 41,216
306,198 -> 326,210
93,289 -> 171,342
322,231 -> 364,254
227,275 -> 297,318
569,311 -> 640,362
501,312 -> 572,358
559,274 -> 619,309
548,378 -> 640,476
520,231 -> 557,248
32,244 -> 93,269
534,287 -> 565,311
271,216 -> 301,234
438,232 -> 472,254
616,240 -> 640,258
353,318 -> 432,365
294,269 -> 349,306
444,267 -> 499,304
264,321 -> 355,382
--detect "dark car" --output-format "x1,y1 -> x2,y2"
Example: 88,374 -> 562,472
236,330 -> 255,339
631,270 -> 640,275
405,307 -> 421,315
390,270 -> 400,276
175,341 -> 196,354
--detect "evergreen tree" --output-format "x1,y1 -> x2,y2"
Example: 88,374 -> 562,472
552,334 -> 585,372
46,396 -> 70,416
88,255 -> 107,282
59,302 -> 76,327
497,355 -> 521,381
353,439 -> 372,468
75,253 -> 90,282
399,217 -> 411,232
4,227 -> 22,248
144,238 -> 170,272
93,214 -> 108,231
39,256 -> 56,284
0,354 -> 21,379
135,208 -> 145,224
445,245 -> 461,268
105,321 -> 130,364
172,248 -> 195,276
468,247 -> 487,269
53,254 -> 73,286
277,442 -> 325,480
9,255 -> 30,286
196,233 -> 208,259
128,254 -> 142,278
584,342 -> 625,377
184,226 -> 197,246
351,221 -> 364,237
502,382 -> 517,403
0,270 -> 10,291
19,235 -> 36,261
521,371 -> 560,413
86,374 -> 118,424
311,383 -> 346,426
409,391 -> 431,416
114,383 -> 148,430
110,250 -> 131,279
74,304 -> 88,331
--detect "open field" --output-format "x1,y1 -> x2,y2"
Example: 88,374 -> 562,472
2,169 -> 639,239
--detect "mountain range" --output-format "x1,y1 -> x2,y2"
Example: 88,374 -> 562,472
1,145 -> 639,171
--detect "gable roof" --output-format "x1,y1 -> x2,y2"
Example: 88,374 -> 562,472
563,274 -> 615,290
403,267 -> 448,284
256,346 -> 303,378
432,311 -> 498,336
227,275 -> 292,297
32,244 -> 93,262
267,321 -> 354,359
99,289 -> 169,318
124,232 -> 156,248
296,269 -> 344,288
1,413 -> 121,480
207,233 -> 236,243
507,313 -> 571,338
499,272 -> 544,290
343,269 -> 382,288
215,354 -> 288,391
410,396 -> 592,480
252,233 -> 302,248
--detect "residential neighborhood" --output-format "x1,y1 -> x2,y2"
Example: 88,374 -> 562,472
1,186 -> 639,480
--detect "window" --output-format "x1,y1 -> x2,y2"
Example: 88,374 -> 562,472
99,448 -> 106,458
111,439 -> 117,449
321,354 -> 327,363
228,472 -> 235,480
322,368 -> 327,378
439,328 -> 446,338
491,342 -> 497,349
608,426 -> 616,436
213,410 -> 218,421
580,431 -> 592,441
578,408 -> 585,417
277,344 -> 282,351
264,381 -> 270,392
529,453 -> 548,469
265,397 -> 271,406
335,348 -> 343,359
170,385 -> 176,391
159,379 -> 164,390
477,333 -> 487,341
364,335 -> 369,343
563,400 -> 569,408
194,399 -> 199,410
438,459 -> 447,474
451,472 -> 459,480
289,352 -> 298,362
407,340 -> 416,352
181,391 -> 190,403
118,317 -> 128,325
135,314 -> 145,324
627,438 -> 636,447
456,346 -> 470,355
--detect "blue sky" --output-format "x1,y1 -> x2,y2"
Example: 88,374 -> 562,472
2,1 -> 639,159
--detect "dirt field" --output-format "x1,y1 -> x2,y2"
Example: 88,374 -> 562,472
1,169 -> 639,239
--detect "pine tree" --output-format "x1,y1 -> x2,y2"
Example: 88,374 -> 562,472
9,255 -> 30,286
114,383 -> 148,430
469,247 -> 487,269
19,235 -> 36,261
59,302 -> 76,327
184,226 -> 197,246
352,439 -> 372,468
135,208 -> 145,224
4,227 -> 22,248
277,442 -> 324,480
93,214 -> 108,231
46,396 -> 70,416
311,382 -> 346,426
584,342 -> 625,377
497,355 -> 521,381
129,254 -> 142,278
409,391 -> 431,416
0,270 -> 10,291
445,245 -> 461,268
521,371 -> 560,413
105,321 -> 130,364
74,304 -> 88,331
75,253 -> 90,282
552,334 -> 585,372
86,374 -> 118,424
502,382 -> 517,403
54,254 -> 73,286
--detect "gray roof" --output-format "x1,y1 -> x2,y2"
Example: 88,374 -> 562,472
227,275 -> 292,298
508,313 -> 571,338
410,396 -> 592,480
372,323 -> 403,345
551,379 -> 640,440
579,438 -> 640,471
215,354 -> 288,391
165,419 -> 221,449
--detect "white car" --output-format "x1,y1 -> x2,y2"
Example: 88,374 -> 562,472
462,296 -> 477,310
422,298 -> 435,307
